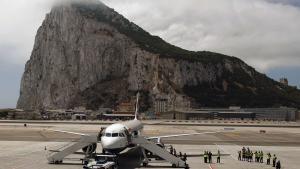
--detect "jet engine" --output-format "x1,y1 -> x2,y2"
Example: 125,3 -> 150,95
82,143 -> 97,154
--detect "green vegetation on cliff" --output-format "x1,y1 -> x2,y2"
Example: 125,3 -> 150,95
59,2 -> 300,107
73,2 -> 234,63
71,1 -> 300,109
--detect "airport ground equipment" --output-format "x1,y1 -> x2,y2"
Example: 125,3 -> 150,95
47,135 -> 98,164
83,154 -> 118,169
133,136 -> 188,168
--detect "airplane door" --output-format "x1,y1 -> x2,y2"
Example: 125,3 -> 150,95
124,128 -> 131,144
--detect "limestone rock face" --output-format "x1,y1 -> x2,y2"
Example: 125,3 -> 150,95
17,0 -> 300,110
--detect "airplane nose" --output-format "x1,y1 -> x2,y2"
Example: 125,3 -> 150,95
101,137 -> 120,149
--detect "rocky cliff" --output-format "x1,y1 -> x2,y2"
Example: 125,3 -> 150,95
17,0 -> 300,110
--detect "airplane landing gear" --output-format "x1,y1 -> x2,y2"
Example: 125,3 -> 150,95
53,160 -> 63,164
142,162 -> 148,167
141,147 -> 149,167
171,163 -> 189,169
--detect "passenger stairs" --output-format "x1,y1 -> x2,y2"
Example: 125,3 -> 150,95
47,135 -> 98,164
132,136 -> 187,168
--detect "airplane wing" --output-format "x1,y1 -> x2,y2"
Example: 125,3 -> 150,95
147,130 -> 231,140
48,149 -> 87,155
45,129 -> 88,136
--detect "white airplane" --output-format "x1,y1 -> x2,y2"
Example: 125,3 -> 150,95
49,92 -> 229,167
85,93 -> 221,154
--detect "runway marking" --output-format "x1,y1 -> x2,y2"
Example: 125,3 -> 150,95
214,143 -> 252,169
214,143 -> 237,160
223,132 -> 241,138
208,163 -> 215,169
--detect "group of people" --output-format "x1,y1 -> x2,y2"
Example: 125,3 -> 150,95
169,145 -> 187,161
238,147 -> 262,162
238,147 -> 281,169
203,150 -> 221,163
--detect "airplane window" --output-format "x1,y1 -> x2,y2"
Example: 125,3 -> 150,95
105,133 -> 112,137
112,133 -> 118,137
119,133 -> 125,137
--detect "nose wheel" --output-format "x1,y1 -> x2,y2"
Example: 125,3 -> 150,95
171,163 -> 189,169
141,147 -> 149,167
142,161 -> 148,167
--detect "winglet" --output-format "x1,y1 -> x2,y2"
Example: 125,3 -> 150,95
134,92 -> 140,120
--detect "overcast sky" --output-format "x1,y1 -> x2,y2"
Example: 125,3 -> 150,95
0,0 -> 300,108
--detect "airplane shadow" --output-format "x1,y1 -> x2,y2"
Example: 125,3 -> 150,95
54,162 -> 83,166
118,147 -> 144,169
52,147 -> 175,169
117,147 -> 174,169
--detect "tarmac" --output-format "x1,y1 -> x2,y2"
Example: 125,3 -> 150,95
0,121 -> 300,169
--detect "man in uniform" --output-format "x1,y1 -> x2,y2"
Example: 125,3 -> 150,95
242,147 -> 246,161
238,151 -> 241,161
260,151 -> 264,163
273,154 -> 277,167
246,150 -> 250,162
170,145 -> 173,155
267,152 -> 271,165
204,151 -> 208,163
247,147 -> 250,161
208,151 -> 212,163
217,150 -> 221,163
254,151 -> 258,162
182,153 -> 187,162
276,160 -> 281,169
174,149 -> 177,157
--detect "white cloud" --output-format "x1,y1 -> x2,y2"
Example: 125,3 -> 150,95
102,0 -> 300,72
1,0 -> 300,107
1,0 -> 300,72
0,0 -> 54,64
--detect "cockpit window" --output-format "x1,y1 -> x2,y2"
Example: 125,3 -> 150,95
105,133 -> 112,137
119,133 -> 125,137
112,133 -> 118,137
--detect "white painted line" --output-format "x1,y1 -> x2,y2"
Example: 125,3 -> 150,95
214,143 -> 251,169
214,143 -> 237,160
208,163 -> 215,169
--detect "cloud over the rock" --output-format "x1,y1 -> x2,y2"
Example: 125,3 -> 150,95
1,0 -> 300,108
1,0 -> 300,72
103,0 -> 300,72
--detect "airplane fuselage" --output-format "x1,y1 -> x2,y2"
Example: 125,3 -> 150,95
101,119 -> 143,154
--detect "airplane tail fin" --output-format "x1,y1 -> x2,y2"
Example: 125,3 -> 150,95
134,92 -> 140,120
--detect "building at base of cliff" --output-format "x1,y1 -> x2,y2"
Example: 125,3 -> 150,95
160,107 -> 298,121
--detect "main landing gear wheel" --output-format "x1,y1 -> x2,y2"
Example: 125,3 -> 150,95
54,160 -> 63,164
142,162 -> 148,167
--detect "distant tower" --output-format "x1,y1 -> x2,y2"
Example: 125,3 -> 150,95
279,77 -> 288,85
